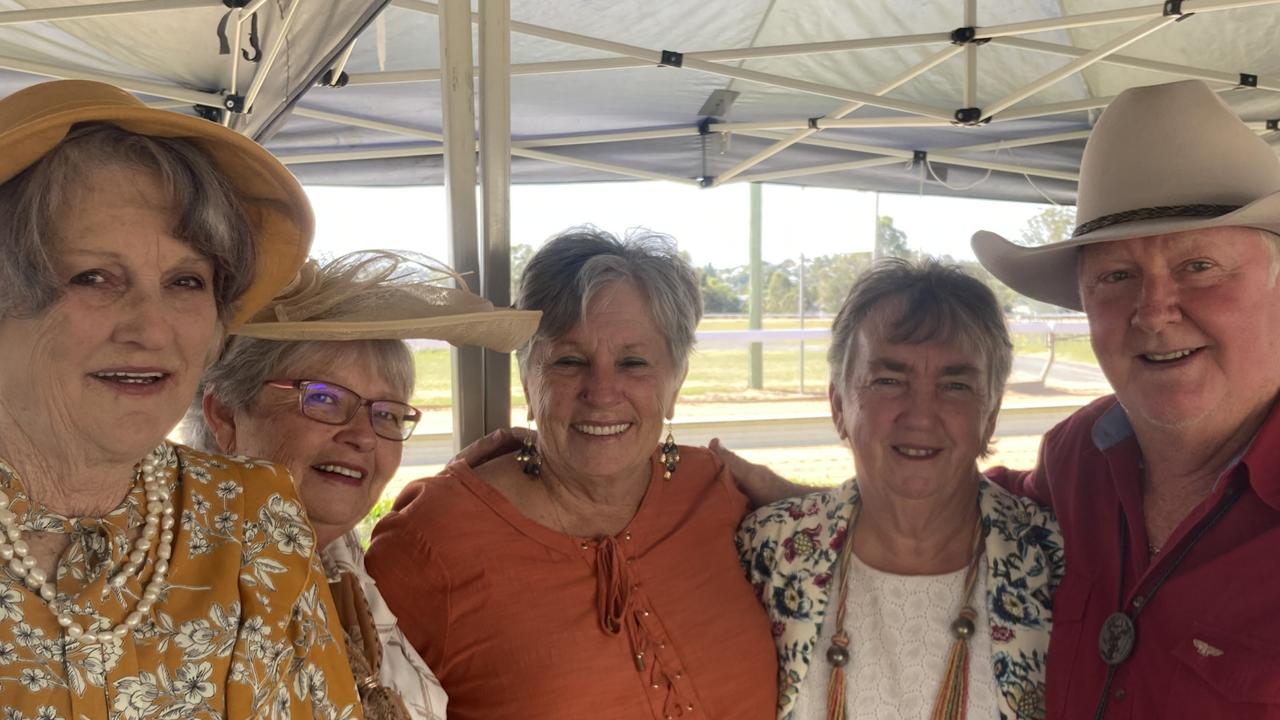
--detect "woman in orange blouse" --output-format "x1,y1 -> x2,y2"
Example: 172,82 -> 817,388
365,227 -> 777,720
0,80 -> 360,717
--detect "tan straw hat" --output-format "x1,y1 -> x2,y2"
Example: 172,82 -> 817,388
0,79 -> 312,327
972,79 -> 1280,310
233,250 -> 541,353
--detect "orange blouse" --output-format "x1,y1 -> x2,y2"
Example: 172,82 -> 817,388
365,445 -> 777,720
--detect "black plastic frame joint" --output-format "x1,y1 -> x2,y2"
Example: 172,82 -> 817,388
698,176 -> 715,188
950,26 -> 977,44
954,107 -> 983,124
222,0 -> 250,7
1268,119 -> 1280,131
659,50 -> 683,68
807,117 -> 822,130
1162,0 -> 1185,15
222,94 -> 246,113
1239,73 -> 1259,88
319,69 -> 350,88
697,117 -> 715,135
193,104 -> 224,123
912,150 -> 928,166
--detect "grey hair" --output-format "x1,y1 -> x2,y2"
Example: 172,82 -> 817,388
828,257 -> 1013,414
515,226 -> 702,375
181,338 -> 414,454
0,123 -> 256,322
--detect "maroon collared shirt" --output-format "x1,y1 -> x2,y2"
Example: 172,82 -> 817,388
988,396 -> 1280,719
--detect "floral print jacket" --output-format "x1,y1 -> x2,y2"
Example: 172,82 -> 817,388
736,479 -> 1064,720
0,443 -> 362,720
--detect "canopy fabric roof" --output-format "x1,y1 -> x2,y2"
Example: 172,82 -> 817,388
1,1 -> 1278,204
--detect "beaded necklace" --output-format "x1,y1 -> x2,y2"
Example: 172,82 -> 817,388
0,444 -> 176,645
823,491 -> 987,720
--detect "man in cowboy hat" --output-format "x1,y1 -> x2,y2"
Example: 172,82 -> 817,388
973,79 -> 1280,718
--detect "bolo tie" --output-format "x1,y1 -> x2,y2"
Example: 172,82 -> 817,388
1091,481 -> 1243,720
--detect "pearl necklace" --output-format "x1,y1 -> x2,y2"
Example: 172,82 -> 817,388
0,444 -> 176,645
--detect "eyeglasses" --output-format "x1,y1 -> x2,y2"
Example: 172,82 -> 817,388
263,380 -> 422,442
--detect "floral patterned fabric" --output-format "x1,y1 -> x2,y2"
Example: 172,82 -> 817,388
735,479 -> 1064,720
0,443 -> 363,720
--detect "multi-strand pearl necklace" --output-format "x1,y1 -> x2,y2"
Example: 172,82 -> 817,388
0,444 -> 176,645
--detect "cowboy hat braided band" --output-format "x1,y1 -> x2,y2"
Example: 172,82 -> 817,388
1073,204 -> 1242,237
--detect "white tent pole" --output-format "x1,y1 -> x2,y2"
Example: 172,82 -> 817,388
739,156 -> 908,183
517,128 -> 700,147
0,55 -> 223,105
438,0 -> 483,450
982,15 -> 1177,120
0,0 -> 212,25
712,117 -> 956,131
978,0 -> 1280,39
239,0 -> 273,16
994,84 -> 1236,122
738,153 -> 1077,184
280,146 -> 443,165
330,39 -> 359,80
731,130 -> 1081,183
292,106 -> 445,140
963,0 -> 978,108
946,130 -> 1093,153
715,45 -> 963,185
240,0 -> 303,113
225,7 -> 245,127
994,36 -> 1280,93
479,0 -> 512,436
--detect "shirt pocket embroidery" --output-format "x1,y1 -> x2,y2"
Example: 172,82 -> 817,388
1170,621 -> 1280,705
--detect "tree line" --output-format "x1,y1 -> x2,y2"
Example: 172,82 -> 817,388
510,207 -> 1077,317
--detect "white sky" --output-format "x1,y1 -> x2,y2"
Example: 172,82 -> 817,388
305,182 -> 1054,268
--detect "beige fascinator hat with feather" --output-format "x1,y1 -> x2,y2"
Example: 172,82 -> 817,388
233,250 -> 540,353
972,79 -> 1280,310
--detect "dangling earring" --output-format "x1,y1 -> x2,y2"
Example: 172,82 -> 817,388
515,434 -> 541,477
660,426 -> 679,480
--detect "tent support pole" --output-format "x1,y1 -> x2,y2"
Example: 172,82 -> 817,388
982,15 -> 1177,119
479,0 -> 513,436
0,54 -> 222,106
0,0 -> 211,25
438,0 -> 484,451
993,36 -> 1280,93
715,45 -> 962,185
963,0 -> 978,108
748,184 -> 764,391
241,0 -> 303,113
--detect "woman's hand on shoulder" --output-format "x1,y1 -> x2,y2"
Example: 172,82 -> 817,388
710,437 -> 810,509
454,427 -> 533,467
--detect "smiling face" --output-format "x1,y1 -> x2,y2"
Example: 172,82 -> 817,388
522,279 -> 684,487
830,302 -> 997,504
1078,227 -> 1280,436
208,342 -> 405,549
0,165 -> 219,465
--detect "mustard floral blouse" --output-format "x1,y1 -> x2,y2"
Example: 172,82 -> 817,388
0,443 -> 363,720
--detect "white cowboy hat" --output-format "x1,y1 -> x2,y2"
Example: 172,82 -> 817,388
233,250 -> 540,353
972,79 -> 1280,310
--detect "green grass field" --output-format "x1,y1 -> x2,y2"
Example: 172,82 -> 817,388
409,315 -> 1097,408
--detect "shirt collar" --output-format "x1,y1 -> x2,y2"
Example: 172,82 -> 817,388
1091,396 -> 1280,510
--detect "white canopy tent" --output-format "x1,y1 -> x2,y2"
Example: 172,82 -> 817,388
2,0 -> 1280,444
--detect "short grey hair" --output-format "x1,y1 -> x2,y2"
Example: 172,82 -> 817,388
828,257 -> 1013,413
515,226 -> 702,374
0,123 -> 256,322
181,338 -> 414,454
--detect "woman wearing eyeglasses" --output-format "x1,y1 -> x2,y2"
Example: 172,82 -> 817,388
184,250 -> 540,720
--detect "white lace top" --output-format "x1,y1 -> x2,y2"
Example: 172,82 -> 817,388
323,531 -> 450,720
791,553 -> 999,720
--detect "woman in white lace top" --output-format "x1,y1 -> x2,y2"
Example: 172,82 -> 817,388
735,258 -> 1065,720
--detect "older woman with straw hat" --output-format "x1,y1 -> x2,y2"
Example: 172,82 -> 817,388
0,79 -> 362,716
185,249 -> 540,720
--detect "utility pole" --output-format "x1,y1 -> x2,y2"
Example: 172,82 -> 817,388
748,183 -> 763,390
